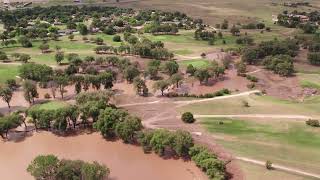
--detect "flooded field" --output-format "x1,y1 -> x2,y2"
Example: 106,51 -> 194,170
0,132 -> 207,180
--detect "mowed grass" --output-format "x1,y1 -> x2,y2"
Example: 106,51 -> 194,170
179,94 -> 320,116
0,64 -> 19,83
30,101 -> 69,111
201,117 -> 320,173
173,49 -> 194,55
298,73 -> 320,89
179,59 -> 210,68
238,160 -> 318,180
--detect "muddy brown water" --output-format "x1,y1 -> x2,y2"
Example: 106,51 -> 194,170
0,132 -> 208,180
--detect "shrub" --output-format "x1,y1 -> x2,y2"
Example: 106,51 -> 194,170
181,112 -> 196,123
246,75 -> 258,82
306,119 -> 320,127
266,160 -> 273,170
113,35 -> 122,42
44,93 -> 51,99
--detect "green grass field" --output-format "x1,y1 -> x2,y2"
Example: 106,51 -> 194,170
178,59 -> 210,68
201,117 -> 320,174
179,94 -> 320,116
298,73 -> 320,89
0,64 -> 19,83
30,101 -> 69,111
238,161 -> 317,180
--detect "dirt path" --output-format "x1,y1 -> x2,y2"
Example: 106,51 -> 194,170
118,90 -> 260,108
174,90 -> 260,105
118,90 -> 320,179
236,157 -> 320,179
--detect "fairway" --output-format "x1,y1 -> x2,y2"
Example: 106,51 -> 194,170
238,161 -> 318,180
0,64 -> 19,83
179,94 -> 320,116
30,101 -> 69,111
201,117 -> 320,174
179,59 -> 210,68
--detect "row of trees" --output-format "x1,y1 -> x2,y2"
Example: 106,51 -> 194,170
137,129 -> 226,179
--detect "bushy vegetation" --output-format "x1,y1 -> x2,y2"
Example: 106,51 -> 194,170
306,119 -> 320,127
167,88 -> 231,98
189,145 -> 226,179
181,112 -> 196,123
27,155 -> 109,180
242,39 -> 298,76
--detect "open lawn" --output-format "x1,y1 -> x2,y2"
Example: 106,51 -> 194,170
30,101 -> 69,111
201,117 -> 320,174
179,59 -> 210,69
238,161 -> 317,180
179,94 -> 320,116
298,73 -> 320,90
0,64 -> 19,83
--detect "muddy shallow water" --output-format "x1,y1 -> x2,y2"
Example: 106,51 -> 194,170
0,132 -> 208,180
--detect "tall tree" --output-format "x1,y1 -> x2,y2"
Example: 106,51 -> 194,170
0,86 -> 13,109
22,80 -> 38,104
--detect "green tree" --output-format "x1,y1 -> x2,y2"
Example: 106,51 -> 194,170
115,116 -> 142,143
170,73 -> 183,88
163,61 -> 179,76
113,35 -> 121,42
27,155 -> 59,180
55,51 -> 64,65
124,66 -> 140,83
153,80 -> 170,96
18,36 -> 32,47
181,112 -> 195,123
133,77 -> 148,96
54,75 -> 69,99
23,80 -> 38,104
19,54 -> 31,63
77,23 -> 88,35
99,72 -> 114,89
195,69 -> 210,85
308,52 -> 320,65
172,130 -> 194,156
0,86 -> 13,109
186,64 -> 196,76
39,43 -> 50,53
94,107 -> 128,138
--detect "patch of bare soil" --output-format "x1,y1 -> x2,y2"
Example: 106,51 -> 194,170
249,67 -> 303,99
178,65 -> 250,95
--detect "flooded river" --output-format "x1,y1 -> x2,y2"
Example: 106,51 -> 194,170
0,132 -> 208,180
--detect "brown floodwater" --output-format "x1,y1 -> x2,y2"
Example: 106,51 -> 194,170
0,132 -> 208,180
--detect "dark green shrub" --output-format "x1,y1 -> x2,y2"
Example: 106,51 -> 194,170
181,112 -> 195,123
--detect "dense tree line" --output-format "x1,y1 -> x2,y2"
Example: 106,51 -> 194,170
27,155 -> 109,180
241,39 -> 299,76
